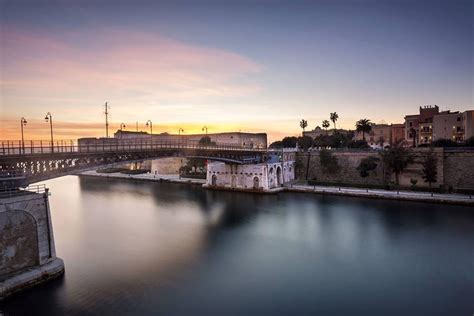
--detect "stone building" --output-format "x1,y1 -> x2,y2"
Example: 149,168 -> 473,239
113,131 -> 267,149
204,152 -> 295,191
462,110 -> 474,139
390,123 -> 405,145
354,124 -> 391,149
432,111 -> 464,142
404,105 -> 440,146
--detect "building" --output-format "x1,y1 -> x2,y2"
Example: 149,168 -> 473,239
113,131 -> 267,149
354,124 -> 391,149
390,123 -> 405,145
204,152 -> 295,191
404,105 -> 440,146
432,111 -> 464,142
303,127 -> 352,139
463,110 -> 474,139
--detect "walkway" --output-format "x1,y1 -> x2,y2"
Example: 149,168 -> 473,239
288,184 -> 474,205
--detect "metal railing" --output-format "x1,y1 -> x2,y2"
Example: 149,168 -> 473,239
0,184 -> 47,198
0,139 -> 267,156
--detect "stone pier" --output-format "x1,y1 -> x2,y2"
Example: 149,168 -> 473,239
0,187 -> 64,300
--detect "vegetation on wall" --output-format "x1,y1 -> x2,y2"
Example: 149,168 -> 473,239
319,149 -> 340,174
380,143 -> 413,185
421,149 -> 438,188
356,156 -> 379,178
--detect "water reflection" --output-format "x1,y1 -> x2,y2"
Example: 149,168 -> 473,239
2,175 -> 473,316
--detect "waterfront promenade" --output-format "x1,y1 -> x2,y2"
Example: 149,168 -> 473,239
79,171 -> 474,205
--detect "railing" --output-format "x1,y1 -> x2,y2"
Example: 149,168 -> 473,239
0,184 -> 47,198
0,139 -> 267,156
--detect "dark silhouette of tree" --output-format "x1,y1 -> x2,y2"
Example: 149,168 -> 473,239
431,138 -> 458,148
421,149 -> 438,188
297,136 -> 313,150
322,120 -> 330,131
464,136 -> 474,147
300,119 -> 308,132
380,143 -> 413,185
357,156 -> 379,178
355,118 -> 372,141
330,112 -> 339,130
198,136 -> 215,146
409,127 -> 417,147
269,136 -> 298,149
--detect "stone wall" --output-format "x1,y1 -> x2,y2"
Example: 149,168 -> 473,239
296,148 -> 474,191
0,192 -> 57,279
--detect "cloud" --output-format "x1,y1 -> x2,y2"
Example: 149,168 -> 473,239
0,27 -> 262,113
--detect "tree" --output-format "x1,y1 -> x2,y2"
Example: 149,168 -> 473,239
421,149 -> 438,188
186,157 -> 206,173
464,136 -> 474,147
349,140 -> 369,149
330,112 -> 339,130
297,136 -> 313,150
300,119 -> 308,132
322,120 -> 330,131
431,138 -> 457,148
355,118 -> 372,141
409,128 -> 417,147
380,143 -> 413,185
269,136 -> 298,149
198,136 -> 213,145
319,149 -> 340,174
357,156 -> 379,178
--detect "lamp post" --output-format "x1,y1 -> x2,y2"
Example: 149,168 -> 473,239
44,112 -> 54,153
20,117 -> 27,154
202,126 -> 208,135
178,128 -> 184,135
146,120 -> 153,134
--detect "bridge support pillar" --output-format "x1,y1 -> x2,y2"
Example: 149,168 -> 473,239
0,189 -> 64,300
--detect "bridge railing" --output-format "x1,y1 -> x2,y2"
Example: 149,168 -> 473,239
0,139 -> 267,156
0,184 -> 47,198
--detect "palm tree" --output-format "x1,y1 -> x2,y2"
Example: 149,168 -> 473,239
330,112 -> 339,130
355,118 -> 372,141
322,120 -> 330,131
300,119 -> 308,132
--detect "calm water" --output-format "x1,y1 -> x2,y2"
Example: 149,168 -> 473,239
2,175 -> 473,315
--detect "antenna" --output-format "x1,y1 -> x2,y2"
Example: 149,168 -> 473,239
104,102 -> 109,138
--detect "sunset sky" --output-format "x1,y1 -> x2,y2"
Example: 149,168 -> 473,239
1,0 -> 472,142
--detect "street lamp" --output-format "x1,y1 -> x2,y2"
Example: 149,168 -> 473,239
44,112 -> 54,153
120,123 -> 126,130
146,120 -> 153,135
20,117 -> 27,154
178,128 -> 184,135
202,126 -> 208,134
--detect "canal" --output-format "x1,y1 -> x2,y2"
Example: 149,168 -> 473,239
2,175 -> 473,315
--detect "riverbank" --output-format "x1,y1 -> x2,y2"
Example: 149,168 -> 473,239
78,171 -> 474,205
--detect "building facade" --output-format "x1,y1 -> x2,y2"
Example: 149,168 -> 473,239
204,152 -> 295,191
432,111 -> 464,142
113,131 -> 267,149
390,123 -> 405,145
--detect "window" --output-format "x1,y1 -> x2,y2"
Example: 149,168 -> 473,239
409,122 -> 413,127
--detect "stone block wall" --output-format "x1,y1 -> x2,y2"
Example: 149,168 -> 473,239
0,192 -> 56,279
296,148 -> 474,191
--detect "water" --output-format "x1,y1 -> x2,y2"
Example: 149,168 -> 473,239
2,175 -> 473,315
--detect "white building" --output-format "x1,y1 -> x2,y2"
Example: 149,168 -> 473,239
205,160 -> 295,191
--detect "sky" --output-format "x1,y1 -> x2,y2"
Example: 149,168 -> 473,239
1,0 -> 472,142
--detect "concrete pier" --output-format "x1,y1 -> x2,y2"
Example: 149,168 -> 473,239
0,187 -> 64,300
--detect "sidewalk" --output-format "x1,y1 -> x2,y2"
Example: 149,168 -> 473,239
79,170 -> 206,185
288,183 -> 474,205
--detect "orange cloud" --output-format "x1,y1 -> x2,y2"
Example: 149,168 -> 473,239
1,27 -> 262,116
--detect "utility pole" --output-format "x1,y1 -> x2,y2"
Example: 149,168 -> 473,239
104,102 -> 110,138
